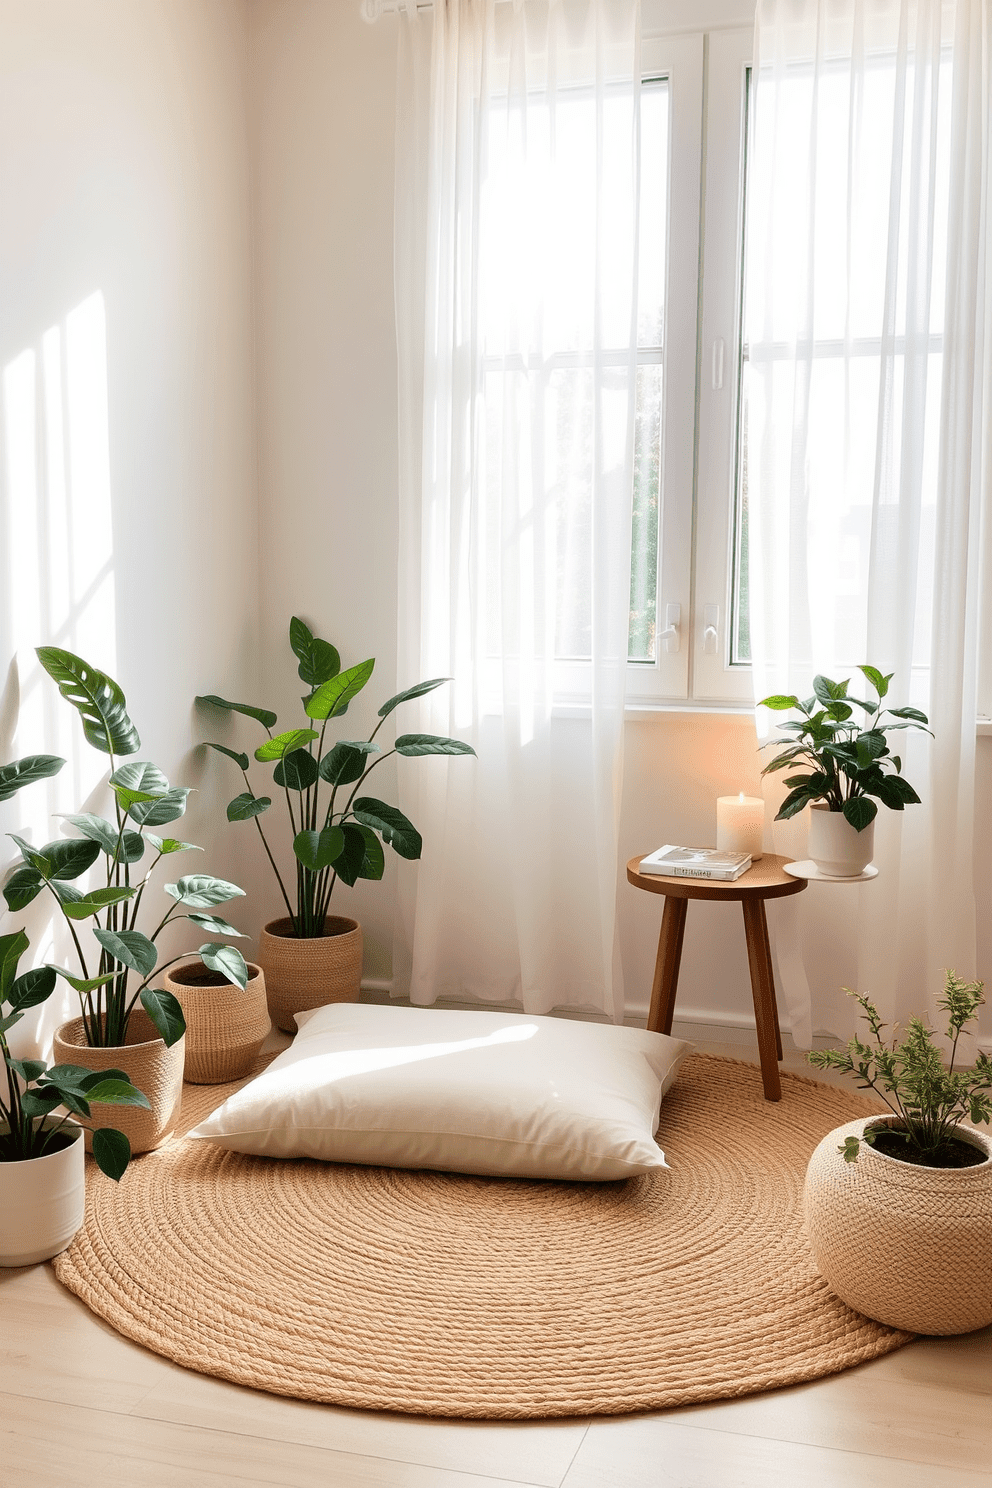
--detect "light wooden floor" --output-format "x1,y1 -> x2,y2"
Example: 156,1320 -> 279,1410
3,1042 -> 991,1488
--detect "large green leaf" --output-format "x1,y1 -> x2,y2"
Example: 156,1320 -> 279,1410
273,748 -> 319,791
333,822 -> 385,887
227,792 -> 271,822
93,928 -> 157,978
254,728 -> 318,762
203,740 -> 250,771
36,647 -> 140,756
84,1077 -> 151,1107
0,754 -> 65,802
58,813 -> 145,863
3,866 -> 45,913
394,733 -> 476,757
186,912 -> 246,938
196,695 -> 278,730
352,797 -> 422,859
33,837 -> 102,882
47,967 -> 116,994
7,966 -> 57,1012
164,875 -> 246,908
377,677 -> 450,720
293,827 -> 345,871
60,886 -> 137,920
305,659 -> 375,721
139,987 -> 186,1046
0,930 -> 29,1002
290,616 -> 341,687
198,942 -> 248,989
842,797 -> 878,831
318,741 -> 379,787
110,760 -> 169,795
128,787 -> 192,827
886,705 -> 930,725
91,1127 -> 131,1182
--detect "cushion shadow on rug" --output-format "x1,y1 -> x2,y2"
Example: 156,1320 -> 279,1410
52,1053 -> 913,1419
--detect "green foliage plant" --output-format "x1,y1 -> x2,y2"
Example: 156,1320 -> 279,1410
758,666 -> 931,832
808,973 -> 992,1168
196,616 -> 476,939
1,929 -> 148,1179
1,648 -> 249,1053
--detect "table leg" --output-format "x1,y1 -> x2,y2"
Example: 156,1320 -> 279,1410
647,897 -> 688,1037
741,898 -> 783,1102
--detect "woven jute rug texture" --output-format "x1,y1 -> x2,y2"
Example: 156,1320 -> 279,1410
52,1052 -> 913,1418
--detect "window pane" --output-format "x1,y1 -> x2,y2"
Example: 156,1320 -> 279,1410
480,78 -> 670,663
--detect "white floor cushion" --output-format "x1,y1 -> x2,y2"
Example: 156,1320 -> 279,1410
189,1002 -> 692,1181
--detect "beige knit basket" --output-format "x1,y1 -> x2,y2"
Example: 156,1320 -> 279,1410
259,916 -> 363,1033
52,1009 -> 185,1155
162,962 -> 270,1084
804,1115 -> 992,1335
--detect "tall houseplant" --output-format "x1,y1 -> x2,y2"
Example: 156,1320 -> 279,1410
758,666 -> 931,875
196,616 -> 475,1027
2,649 -> 249,1151
1,756 -> 149,1264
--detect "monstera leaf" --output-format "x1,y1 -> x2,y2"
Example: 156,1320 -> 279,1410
36,647 -> 140,756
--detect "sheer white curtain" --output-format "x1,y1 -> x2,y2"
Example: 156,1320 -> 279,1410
393,0 -> 642,1020
747,0 -> 991,1047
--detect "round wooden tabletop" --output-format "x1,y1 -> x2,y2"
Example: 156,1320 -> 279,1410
626,852 -> 807,902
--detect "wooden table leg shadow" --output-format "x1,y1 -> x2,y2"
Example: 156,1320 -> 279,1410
628,853 -> 808,1102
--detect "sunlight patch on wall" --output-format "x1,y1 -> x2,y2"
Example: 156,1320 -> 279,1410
0,292 -> 117,1015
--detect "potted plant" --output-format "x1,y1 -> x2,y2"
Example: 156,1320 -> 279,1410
196,615 -> 475,1031
0,739 -> 150,1260
803,974 -> 992,1334
3,648 -> 248,1151
757,665 -> 931,876
161,957 -> 269,1084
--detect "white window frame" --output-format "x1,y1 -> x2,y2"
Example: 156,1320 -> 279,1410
691,25 -> 754,705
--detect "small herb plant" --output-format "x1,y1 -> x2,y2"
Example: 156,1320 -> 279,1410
2,648 -> 249,1051
758,666 -> 930,831
196,616 -> 475,939
808,974 -> 992,1168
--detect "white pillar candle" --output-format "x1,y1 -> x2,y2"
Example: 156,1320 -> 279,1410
716,793 -> 765,859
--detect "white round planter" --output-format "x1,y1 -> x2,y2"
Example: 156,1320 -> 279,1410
806,802 -> 875,878
0,1121 -> 85,1267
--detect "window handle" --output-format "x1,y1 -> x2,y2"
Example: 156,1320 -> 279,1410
712,339 -> 725,391
703,604 -> 720,655
658,603 -> 681,654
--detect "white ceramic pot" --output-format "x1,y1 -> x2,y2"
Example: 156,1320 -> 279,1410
806,803 -> 875,877
0,1120 -> 85,1267
803,1115 -> 992,1334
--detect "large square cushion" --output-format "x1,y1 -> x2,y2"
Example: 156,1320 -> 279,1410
189,1002 -> 691,1180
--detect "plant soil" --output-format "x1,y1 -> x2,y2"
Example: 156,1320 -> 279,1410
870,1129 -> 988,1169
0,1127 -> 78,1162
171,966 -> 259,988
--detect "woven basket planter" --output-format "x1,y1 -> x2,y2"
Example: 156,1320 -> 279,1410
804,1115 -> 992,1335
259,916 -> 363,1033
53,1009 -> 185,1155
162,961 -> 270,1084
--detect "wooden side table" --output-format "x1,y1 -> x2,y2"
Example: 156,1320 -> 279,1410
626,853 -> 807,1102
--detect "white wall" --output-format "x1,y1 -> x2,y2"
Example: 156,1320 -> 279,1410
0,0 -> 261,1047
246,0 -> 992,1049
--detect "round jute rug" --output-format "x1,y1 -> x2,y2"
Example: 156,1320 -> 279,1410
52,1053 -> 913,1418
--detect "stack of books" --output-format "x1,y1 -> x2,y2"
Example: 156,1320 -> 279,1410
639,845 -> 751,881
